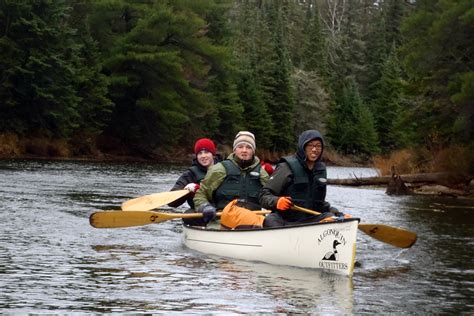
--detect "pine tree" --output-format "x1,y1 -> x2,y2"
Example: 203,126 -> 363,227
371,45 -> 405,152
302,0 -> 328,78
401,0 -> 474,145
259,2 -> 295,151
0,0 -> 95,138
103,1 -> 232,153
328,77 -> 379,155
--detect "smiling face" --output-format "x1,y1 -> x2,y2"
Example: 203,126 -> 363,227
234,143 -> 254,161
196,150 -> 214,168
304,139 -> 322,164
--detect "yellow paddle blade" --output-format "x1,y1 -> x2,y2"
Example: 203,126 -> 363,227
89,210 -> 203,228
121,190 -> 189,211
358,224 -> 417,248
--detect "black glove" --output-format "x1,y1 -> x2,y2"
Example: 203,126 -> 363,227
329,206 -> 345,220
199,203 -> 216,224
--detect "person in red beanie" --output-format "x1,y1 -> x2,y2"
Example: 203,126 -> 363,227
168,138 -> 221,209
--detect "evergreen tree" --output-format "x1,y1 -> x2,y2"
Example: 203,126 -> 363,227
103,1 -> 231,153
362,11 -> 388,102
371,45 -> 405,152
401,0 -> 474,145
259,2 -> 295,151
0,0 -> 104,138
230,0 -> 277,149
327,77 -> 379,155
235,58 -> 273,148
302,0 -> 328,78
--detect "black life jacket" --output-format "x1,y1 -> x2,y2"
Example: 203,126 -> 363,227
214,160 -> 263,210
281,156 -> 327,211
189,165 -> 206,183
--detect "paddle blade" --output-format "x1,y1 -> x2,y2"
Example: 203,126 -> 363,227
358,224 -> 417,248
90,210 -> 180,228
121,190 -> 189,211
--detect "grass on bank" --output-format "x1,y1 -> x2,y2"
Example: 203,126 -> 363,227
372,145 -> 474,176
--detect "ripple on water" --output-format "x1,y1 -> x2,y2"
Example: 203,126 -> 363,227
0,160 -> 472,314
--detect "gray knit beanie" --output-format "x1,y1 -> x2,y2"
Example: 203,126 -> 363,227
233,131 -> 256,151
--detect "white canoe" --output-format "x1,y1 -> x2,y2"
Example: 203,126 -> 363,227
183,218 -> 360,276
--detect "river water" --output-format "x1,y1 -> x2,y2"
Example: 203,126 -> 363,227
0,159 -> 472,314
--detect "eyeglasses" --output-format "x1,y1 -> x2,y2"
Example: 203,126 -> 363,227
305,142 -> 322,150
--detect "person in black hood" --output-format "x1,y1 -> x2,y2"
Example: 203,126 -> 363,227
259,129 -> 338,227
168,138 -> 221,209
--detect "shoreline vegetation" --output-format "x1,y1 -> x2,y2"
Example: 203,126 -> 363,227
1,133 -> 472,198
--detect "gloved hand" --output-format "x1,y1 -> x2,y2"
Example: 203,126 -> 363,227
329,206 -> 352,220
184,183 -> 200,193
329,206 -> 343,216
200,204 -> 216,224
276,196 -> 292,211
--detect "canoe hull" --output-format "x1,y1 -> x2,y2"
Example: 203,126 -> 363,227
183,218 -> 359,276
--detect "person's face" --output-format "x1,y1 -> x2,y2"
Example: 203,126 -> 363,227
234,143 -> 254,161
304,140 -> 322,162
197,150 -> 214,168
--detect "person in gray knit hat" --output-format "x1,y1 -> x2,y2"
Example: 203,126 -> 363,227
233,131 -> 256,152
188,131 -> 269,227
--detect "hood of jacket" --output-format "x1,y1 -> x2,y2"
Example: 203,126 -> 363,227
296,129 -> 324,164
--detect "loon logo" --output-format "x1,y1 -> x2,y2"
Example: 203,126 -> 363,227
250,171 -> 260,177
318,178 -> 327,183
322,240 -> 341,261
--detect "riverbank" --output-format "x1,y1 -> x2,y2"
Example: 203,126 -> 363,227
1,133 -> 472,193
0,132 -> 366,166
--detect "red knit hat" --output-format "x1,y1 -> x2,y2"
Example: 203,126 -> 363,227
194,138 -> 216,155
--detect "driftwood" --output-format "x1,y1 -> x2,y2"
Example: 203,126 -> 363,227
386,174 -> 412,195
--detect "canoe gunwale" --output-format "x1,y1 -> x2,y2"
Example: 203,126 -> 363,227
183,217 -> 361,232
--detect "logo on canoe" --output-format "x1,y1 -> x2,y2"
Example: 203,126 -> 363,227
317,228 -> 348,270
322,240 -> 341,261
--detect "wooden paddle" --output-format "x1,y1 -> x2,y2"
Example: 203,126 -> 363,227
291,205 -> 417,248
121,190 -> 189,211
90,210 -> 271,229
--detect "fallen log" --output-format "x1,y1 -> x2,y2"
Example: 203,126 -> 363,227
327,172 -> 464,187
328,172 -> 474,197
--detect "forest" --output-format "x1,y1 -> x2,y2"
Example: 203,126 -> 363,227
0,0 -> 472,174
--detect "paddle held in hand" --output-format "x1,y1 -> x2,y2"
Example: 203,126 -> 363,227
291,205 -> 417,248
121,190 -> 189,211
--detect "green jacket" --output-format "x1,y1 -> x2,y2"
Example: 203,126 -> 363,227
193,153 -> 269,209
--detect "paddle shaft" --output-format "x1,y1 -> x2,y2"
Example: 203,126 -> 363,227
291,204 -> 417,248
90,210 -> 271,229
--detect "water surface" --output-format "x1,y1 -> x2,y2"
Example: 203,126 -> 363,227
0,160 -> 472,313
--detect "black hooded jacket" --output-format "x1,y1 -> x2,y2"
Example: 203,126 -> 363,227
168,155 -> 221,209
259,130 -> 331,222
